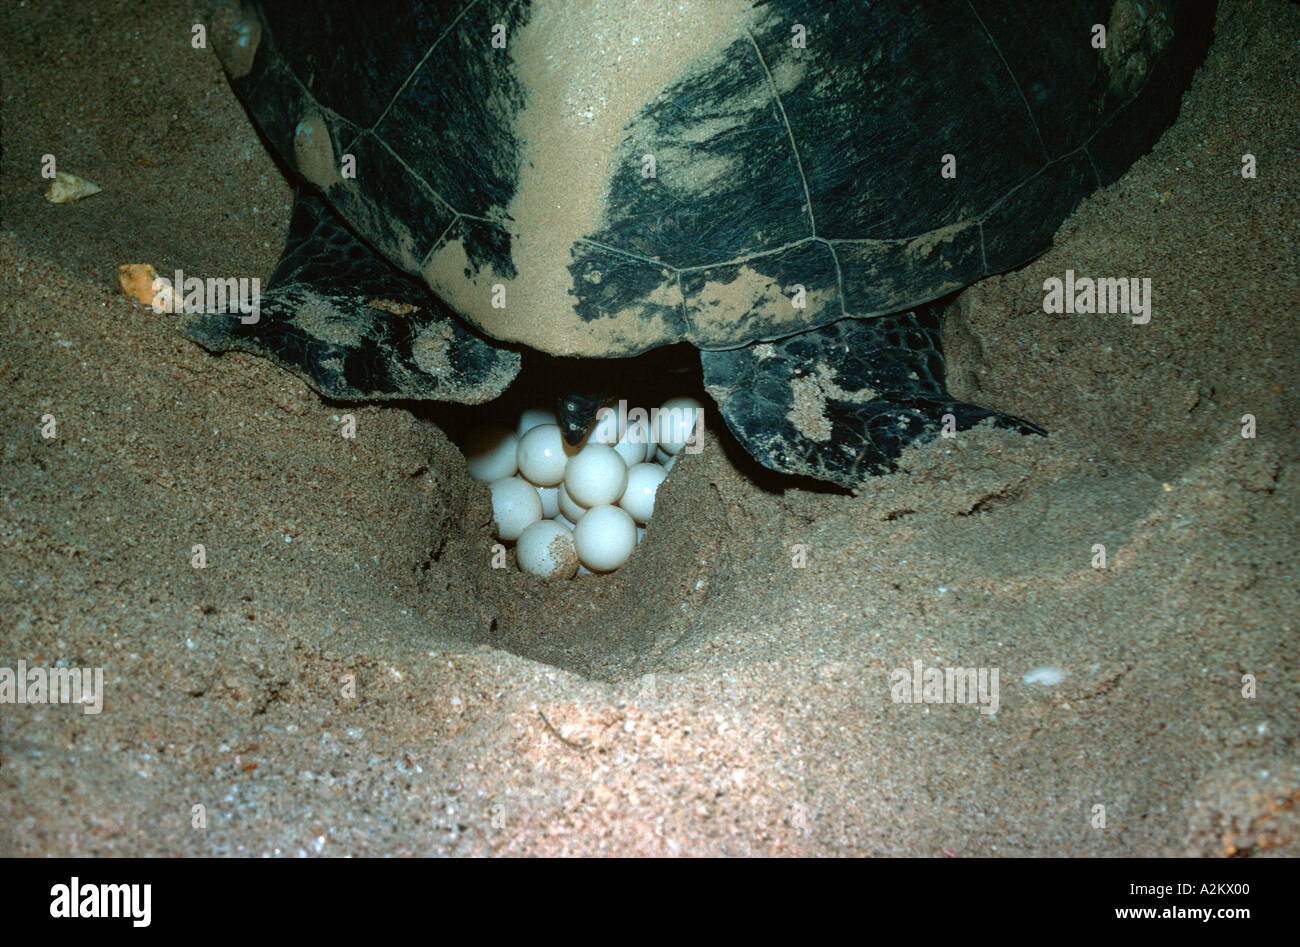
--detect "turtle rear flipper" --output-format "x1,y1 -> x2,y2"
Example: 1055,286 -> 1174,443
181,189 -> 519,404
555,391 -> 608,445
700,310 -> 1044,489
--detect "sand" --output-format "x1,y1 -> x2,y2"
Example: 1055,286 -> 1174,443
0,0 -> 1296,856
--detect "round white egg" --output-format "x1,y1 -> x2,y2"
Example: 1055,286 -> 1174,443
619,462 -> 666,524
627,414 -> 654,451
516,423 -> 567,487
536,485 -> 560,519
613,418 -> 651,467
516,520 -> 578,581
564,443 -> 627,508
516,407 -> 558,437
589,406 -> 624,445
488,476 -> 542,541
574,505 -> 637,571
654,396 -> 703,455
558,483 -> 588,523
613,434 -> 646,467
464,425 -> 518,482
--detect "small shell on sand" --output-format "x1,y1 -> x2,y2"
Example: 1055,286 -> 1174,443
117,263 -> 163,309
1023,666 -> 1066,686
44,171 -> 101,204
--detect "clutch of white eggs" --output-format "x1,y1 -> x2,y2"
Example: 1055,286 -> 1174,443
465,398 -> 702,580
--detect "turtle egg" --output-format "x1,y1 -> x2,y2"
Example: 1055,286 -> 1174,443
589,406 -> 624,445
536,485 -> 560,519
564,443 -> 627,507
516,423 -> 567,487
613,431 -> 647,467
488,476 -> 542,541
654,397 -> 703,456
613,418 -> 652,467
465,425 -> 518,482
619,462 -> 666,524
558,482 -> 588,523
574,505 -> 637,571
516,407 -> 558,437
516,520 -> 578,581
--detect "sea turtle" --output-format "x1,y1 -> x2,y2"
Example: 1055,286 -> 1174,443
191,0 -> 1215,487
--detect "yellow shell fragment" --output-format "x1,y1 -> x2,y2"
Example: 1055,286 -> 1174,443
44,171 -> 102,204
117,264 -> 164,309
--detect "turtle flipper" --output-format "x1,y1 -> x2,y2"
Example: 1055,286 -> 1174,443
699,309 -> 1043,488
182,189 -> 519,403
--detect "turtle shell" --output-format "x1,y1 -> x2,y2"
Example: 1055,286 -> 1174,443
213,0 -> 1213,358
